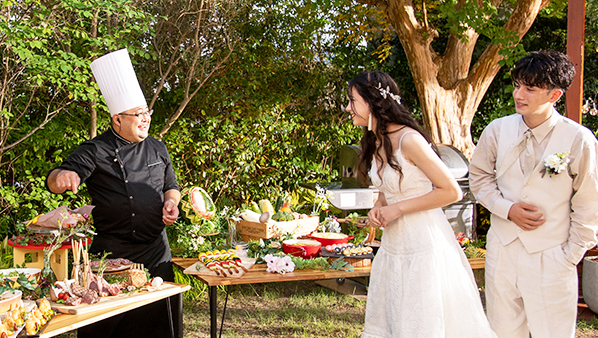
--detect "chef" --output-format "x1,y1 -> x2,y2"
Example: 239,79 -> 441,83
46,49 -> 182,338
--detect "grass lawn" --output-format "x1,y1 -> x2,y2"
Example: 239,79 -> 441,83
53,275 -> 598,337
182,280 -> 366,337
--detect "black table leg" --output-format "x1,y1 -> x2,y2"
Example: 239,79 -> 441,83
209,285 -> 217,338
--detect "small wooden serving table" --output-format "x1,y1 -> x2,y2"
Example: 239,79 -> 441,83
36,282 -> 190,337
173,257 -> 372,338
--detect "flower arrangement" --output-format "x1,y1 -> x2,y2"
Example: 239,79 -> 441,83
319,216 -> 341,233
455,232 -> 470,246
541,151 -> 570,178
312,184 -> 333,216
263,254 -> 295,274
454,232 -> 486,259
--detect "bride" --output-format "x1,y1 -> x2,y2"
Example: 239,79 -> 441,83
346,70 -> 496,338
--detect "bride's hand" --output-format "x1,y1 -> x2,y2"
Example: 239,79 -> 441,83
378,204 -> 402,227
368,206 -> 383,228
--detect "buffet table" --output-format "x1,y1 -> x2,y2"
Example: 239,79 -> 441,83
173,257 -> 372,338
173,253 -> 485,338
37,282 -> 190,337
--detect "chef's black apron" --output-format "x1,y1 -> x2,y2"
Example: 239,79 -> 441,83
77,230 -> 183,338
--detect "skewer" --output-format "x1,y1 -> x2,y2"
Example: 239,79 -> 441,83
232,259 -> 249,272
71,239 -> 81,285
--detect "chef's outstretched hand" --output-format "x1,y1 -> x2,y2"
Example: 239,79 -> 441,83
162,199 -> 179,225
51,169 -> 81,194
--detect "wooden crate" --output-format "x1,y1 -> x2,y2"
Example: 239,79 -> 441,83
235,216 -> 319,240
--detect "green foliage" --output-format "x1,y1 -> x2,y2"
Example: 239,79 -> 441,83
437,0 -> 524,66
0,174 -> 88,238
464,245 -> 486,259
247,238 -> 283,263
329,257 -> 353,272
0,0 -> 152,236
173,266 -> 209,301
289,255 -> 330,270
578,317 -> 598,331
0,0 -> 152,161
166,207 -> 230,259
0,273 -> 37,295
163,111 -> 360,206
4,0 -> 598,267
0,237 -> 13,269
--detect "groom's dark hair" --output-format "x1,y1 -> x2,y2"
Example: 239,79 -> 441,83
511,50 -> 575,91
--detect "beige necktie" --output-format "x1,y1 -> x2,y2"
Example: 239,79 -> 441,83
519,129 -> 535,176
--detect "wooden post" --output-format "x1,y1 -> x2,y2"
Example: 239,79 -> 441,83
566,0 -> 586,124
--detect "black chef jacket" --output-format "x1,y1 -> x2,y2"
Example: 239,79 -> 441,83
47,128 -> 182,338
51,128 -> 179,243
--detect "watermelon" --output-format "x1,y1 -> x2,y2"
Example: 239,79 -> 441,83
180,187 -> 216,222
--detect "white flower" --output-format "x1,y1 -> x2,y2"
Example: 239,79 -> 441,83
264,255 -> 295,274
320,216 -> 341,233
264,254 -> 275,264
376,83 -> 401,104
278,256 -> 295,274
542,151 -> 570,177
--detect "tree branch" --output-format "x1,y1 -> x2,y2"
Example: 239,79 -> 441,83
0,99 -> 68,154
468,0 -> 548,90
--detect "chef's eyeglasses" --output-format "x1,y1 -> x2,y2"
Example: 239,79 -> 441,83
120,109 -> 153,119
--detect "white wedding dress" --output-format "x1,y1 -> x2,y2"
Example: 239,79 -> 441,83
362,139 -> 497,338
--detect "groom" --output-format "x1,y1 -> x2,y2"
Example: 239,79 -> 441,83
469,50 -> 598,338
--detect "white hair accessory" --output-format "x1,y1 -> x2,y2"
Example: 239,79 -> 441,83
376,83 -> 401,105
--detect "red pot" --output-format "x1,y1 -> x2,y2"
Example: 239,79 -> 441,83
306,233 -> 354,246
282,239 -> 322,259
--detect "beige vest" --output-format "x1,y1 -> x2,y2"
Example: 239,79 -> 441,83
492,114 -> 578,253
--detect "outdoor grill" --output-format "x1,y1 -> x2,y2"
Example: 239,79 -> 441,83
301,144 -> 477,239
436,144 -> 477,239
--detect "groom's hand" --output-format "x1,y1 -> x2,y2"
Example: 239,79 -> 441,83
508,202 -> 546,231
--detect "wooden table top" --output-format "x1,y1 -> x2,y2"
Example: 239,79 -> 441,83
172,257 -> 372,287
39,282 -> 190,338
173,253 -> 485,287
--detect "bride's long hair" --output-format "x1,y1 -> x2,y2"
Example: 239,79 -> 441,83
347,71 -> 435,186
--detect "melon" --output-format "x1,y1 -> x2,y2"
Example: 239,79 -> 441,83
180,187 -> 216,222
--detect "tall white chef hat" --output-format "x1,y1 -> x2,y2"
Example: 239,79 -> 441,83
90,49 -> 147,116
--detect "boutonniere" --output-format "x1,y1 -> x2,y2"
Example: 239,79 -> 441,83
541,151 -> 570,178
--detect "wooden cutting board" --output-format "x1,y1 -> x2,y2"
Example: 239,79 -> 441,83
183,258 -> 256,278
50,282 -> 180,315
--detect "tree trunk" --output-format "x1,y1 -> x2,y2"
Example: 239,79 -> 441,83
89,11 -> 99,139
90,105 -> 97,139
358,0 -> 549,159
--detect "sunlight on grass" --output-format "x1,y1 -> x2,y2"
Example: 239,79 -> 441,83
182,280 -> 366,337
577,318 -> 598,331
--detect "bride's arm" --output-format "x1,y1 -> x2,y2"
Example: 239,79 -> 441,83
376,132 -> 462,227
